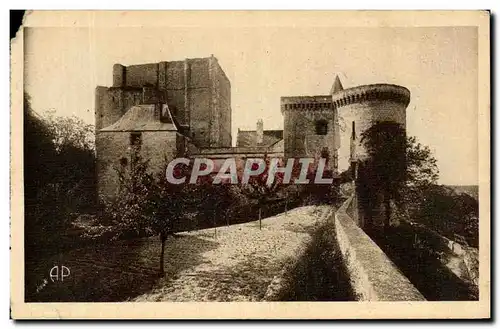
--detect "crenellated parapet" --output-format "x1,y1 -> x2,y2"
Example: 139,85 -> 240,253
281,95 -> 333,113
332,84 -> 410,109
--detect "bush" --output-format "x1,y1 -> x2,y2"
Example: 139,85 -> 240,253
411,185 -> 478,248
24,94 -> 97,257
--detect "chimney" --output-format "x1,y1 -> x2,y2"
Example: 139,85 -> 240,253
256,119 -> 264,145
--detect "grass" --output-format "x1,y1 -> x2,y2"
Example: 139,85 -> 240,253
279,221 -> 355,301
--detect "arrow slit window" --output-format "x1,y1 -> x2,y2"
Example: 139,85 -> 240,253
315,120 -> 328,135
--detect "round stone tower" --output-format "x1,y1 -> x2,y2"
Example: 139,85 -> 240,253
332,84 -> 410,172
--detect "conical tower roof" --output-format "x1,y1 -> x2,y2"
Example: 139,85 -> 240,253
330,75 -> 344,94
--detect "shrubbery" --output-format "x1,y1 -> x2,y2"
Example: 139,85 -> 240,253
411,185 -> 478,248
24,94 -> 97,258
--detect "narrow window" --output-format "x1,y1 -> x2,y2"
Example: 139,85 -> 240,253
315,120 -> 328,135
119,157 -> 128,167
321,147 -> 330,159
130,132 -> 142,169
351,121 -> 356,140
130,132 -> 142,147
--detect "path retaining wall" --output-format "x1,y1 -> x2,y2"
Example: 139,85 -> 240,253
334,196 -> 425,301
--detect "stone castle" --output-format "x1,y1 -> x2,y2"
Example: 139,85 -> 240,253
95,55 -> 410,201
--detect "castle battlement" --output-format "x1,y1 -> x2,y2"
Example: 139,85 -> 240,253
280,95 -> 333,113
332,84 -> 410,109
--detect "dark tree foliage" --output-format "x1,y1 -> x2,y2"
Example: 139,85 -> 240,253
357,121 -> 479,301
196,176 -> 234,228
152,157 -> 198,274
401,136 -> 440,210
24,93 -> 96,256
23,94 -> 57,202
359,121 -> 439,231
24,94 -> 58,256
45,111 -> 96,212
239,155 -> 285,229
414,185 -> 478,247
105,155 -> 156,238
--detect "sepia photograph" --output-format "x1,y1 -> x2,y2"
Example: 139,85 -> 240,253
10,10 -> 490,319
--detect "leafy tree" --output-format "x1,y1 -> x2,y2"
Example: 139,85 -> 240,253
151,157 -> 197,274
239,155 -> 285,229
192,174 -> 235,236
44,110 -> 94,152
23,94 -> 57,202
105,154 -> 156,239
359,121 -> 439,231
458,193 -> 479,247
24,94 -> 59,256
415,185 -> 478,247
401,136 -> 440,213
44,111 -> 96,212
107,152 -> 199,275
24,93 -> 97,255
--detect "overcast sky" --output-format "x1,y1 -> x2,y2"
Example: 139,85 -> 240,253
24,25 -> 478,185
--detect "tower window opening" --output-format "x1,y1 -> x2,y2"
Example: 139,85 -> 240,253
315,120 -> 328,135
119,157 -> 128,167
321,147 -> 330,159
130,132 -> 142,147
129,132 -> 142,168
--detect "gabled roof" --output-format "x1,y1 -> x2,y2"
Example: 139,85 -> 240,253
100,104 -> 177,132
236,129 -> 283,148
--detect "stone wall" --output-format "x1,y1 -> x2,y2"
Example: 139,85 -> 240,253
333,195 -> 425,301
188,87 -> 212,146
96,131 -> 129,200
96,130 -> 179,201
189,145 -> 284,175
164,60 -> 188,125
125,63 -> 160,88
282,96 -> 338,171
95,86 -> 143,130
211,57 -> 232,147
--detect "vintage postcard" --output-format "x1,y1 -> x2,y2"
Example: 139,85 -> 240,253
10,10 -> 490,319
